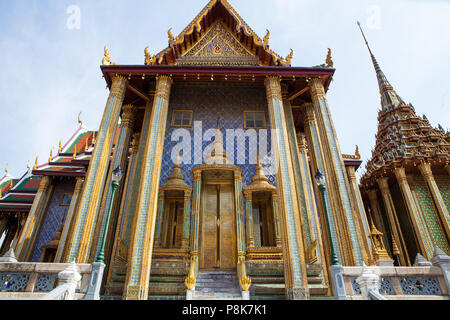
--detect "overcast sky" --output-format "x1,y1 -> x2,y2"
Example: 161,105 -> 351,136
0,0 -> 449,181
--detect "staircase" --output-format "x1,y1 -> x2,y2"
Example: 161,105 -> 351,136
193,270 -> 243,300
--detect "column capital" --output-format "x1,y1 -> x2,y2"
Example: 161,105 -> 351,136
377,177 -> 390,191
121,105 -> 137,129
394,167 -> 407,184
132,133 -> 141,154
307,77 -> 326,96
297,133 -> 307,152
264,76 -> 282,99
418,162 -> 433,178
110,75 -> 128,99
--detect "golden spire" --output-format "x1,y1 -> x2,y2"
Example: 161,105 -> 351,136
392,234 -> 400,256
355,145 -> 361,159
58,140 -> 62,154
49,148 -> 53,163
33,156 -> 38,170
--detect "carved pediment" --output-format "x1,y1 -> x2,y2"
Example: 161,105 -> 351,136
177,22 -> 259,66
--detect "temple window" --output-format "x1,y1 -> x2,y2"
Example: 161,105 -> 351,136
160,191 -> 185,248
244,111 -> 266,129
252,192 -> 276,247
172,110 -> 193,128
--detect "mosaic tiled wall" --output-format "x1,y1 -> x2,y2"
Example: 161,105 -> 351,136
30,178 -> 76,262
160,83 -> 276,188
411,175 -> 450,254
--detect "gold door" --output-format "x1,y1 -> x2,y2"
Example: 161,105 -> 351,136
200,183 -> 236,270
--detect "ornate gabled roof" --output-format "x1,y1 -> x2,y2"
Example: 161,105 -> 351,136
145,0 -> 292,67
0,168 -> 41,212
358,23 -> 450,184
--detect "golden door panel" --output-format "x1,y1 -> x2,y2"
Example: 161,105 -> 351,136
200,182 -> 237,270
200,184 -> 218,269
219,184 -> 236,269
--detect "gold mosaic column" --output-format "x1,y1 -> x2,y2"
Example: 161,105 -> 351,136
109,133 -> 140,264
124,75 -> 172,300
297,133 -> 329,286
234,172 -> 245,256
56,177 -> 85,263
394,167 -> 434,259
16,176 -> 53,261
244,192 -> 254,248
346,166 -> 372,265
190,170 -> 202,256
271,192 -> 282,247
418,162 -> 450,236
377,177 -> 410,266
308,77 -> 364,266
182,191 -> 192,249
303,103 -> 345,265
265,76 -> 309,300
66,75 -> 128,263
154,191 -> 165,247
90,104 -> 137,262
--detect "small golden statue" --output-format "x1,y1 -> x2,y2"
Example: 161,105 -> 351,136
102,45 -> 115,65
263,29 -> 270,46
355,145 -> 361,159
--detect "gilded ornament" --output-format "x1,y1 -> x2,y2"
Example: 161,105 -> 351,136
168,28 -> 175,44
102,45 -> 116,65
144,46 -> 155,65
284,48 -> 294,65
263,29 -> 270,46
78,112 -> 83,127
33,156 -> 38,170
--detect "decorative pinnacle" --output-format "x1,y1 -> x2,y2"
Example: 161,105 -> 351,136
27,160 -> 30,170
49,148 -> 53,163
58,140 -> 62,154
33,156 -> 38,170
4,163 -> 7,175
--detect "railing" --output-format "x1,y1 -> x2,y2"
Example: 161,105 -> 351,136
0,258 -> 105,300
329,248 -> 450,300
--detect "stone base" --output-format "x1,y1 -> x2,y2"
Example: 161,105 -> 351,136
286,287 -> 309,300
376,259 -> 394,267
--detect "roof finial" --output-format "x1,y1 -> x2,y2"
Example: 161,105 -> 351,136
4,163 -> 8,175
58,140 -> 62,154
33,156 -> 38,170
263,29 -> 270,47
27,160 -> 30,170
78,112 -> 83,127
102,45 -> 115,65
73,144 -> 77,160
145,46 -> 156,65
49,148 -> 53,163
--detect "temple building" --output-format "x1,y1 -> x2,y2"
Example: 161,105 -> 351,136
0,0 -> 448,301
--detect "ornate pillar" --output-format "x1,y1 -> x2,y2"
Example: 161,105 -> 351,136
182,191 -> 192,249
234,172 -> 245,257
124,75 -> 172,300
303,103 -> 344,265
154,191 -> 165,247
297,133 -> 329,287
418,162 -> 450,237
66,75 -> 128,263
282,92 -> 312,253
16,176 -> 53,261
244,192 -> 254,248
394,167 -> 434,259
90,104 -> 137,262
271,192 -> 282,248
346,166 -> 372,265
265,76 -> 309,300
377,177 -> 410,266
308,77 -> 364,266
56,177 -> 85,263
190,170 -> 202,256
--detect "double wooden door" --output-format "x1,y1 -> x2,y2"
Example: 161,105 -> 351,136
200,183 -> 236,270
